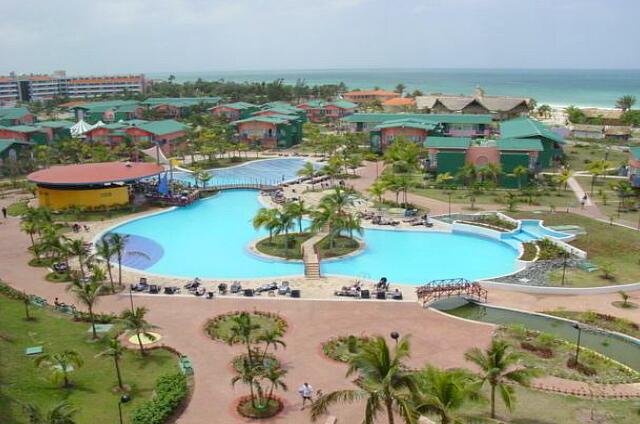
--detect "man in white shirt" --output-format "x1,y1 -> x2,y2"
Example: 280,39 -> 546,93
298,382 -> 314,410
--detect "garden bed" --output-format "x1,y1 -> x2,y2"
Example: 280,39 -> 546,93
322,335 -> 369,362
255,232 -> 360,260
205,311 -> 287,343
543,310 -> 640,339
236,396 -> 283,419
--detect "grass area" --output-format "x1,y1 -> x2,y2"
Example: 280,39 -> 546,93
205,311 -> 287,343
575,175 -> 639,227
510,212 -> 640,287
564,143 -> 629,171
520,242 -> 538,261
255,232 -> 360,260
457,385 -> 640,424
322,335 -> 369,362
411,185 -> 578,210
183,156 -> 258,171
0,294 -> 179,424
498,326 -> 639,384
6,200 -> 30,217
543,310 -> 640,339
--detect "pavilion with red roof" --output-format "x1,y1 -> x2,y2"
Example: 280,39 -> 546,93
28,161 -> 164,209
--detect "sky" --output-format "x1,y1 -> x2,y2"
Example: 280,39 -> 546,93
1,0 -> 639,75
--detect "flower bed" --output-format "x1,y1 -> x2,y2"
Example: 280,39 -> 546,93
205,311 -> 287,343
236,395 -> 283,419
130,373 -> 189,424
322,335 -> 369,362
232,353 -> 280,373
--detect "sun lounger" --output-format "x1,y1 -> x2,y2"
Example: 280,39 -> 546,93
230,282 -> 242,294
255,282 -> 278,293
277,281 -> 291,295
148,285 -> 159,294
290,289 -> 301,298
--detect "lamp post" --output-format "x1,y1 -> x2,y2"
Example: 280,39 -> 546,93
118,394 -> 131,424
573,323 -> 582,365
390,331 -> 400,346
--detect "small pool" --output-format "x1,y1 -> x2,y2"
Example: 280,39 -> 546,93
434,299 -> 640,371
501,219 -> 572,249
173,157 -> 319,187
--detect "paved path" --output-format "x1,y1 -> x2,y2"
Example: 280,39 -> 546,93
301,229 -> 327,278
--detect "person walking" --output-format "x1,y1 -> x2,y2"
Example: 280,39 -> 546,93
1,206 -> 7,219
298,382 -> 314,410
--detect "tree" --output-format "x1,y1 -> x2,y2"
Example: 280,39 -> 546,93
257,329 -> 287,362
505,192 -> 519,212
435,172 -> 454,189
457,163 -> 477,187
284,199 -> 309,234
107,233 -> 129,287
66,239 -> 89,279
120,306 -> 157,356
615,95 -> 636,113
263,362 -> 288,402
311,335 -> 415,424
511,165 -> 529,190
99,337 -> 126,390
412,366 -> 483,424
96,239 -> 115,291
20,290 -> 33,321
555,168 -> 571,191
67,277 -> 104,339
297,162 -> 317,189
368,180 -> 388,206
22,401 -> 77,424
273,209 -> 295,251
537,104 -> 552,119
395,83 -> 406,95
618,290 -> 630,307
587,160 -> 610,196
566,106 -> 587,124
464,339 -> 539,419
253,208 -> 279,242
35,350 -> 84,388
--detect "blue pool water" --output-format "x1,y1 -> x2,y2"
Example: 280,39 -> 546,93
173,157 -> 319,187
501,219 -> 571,249
108,190 -> 520,284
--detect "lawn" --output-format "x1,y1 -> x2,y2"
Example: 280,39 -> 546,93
544,310 -> 640,339
574,175 -> 639,228
6,200 -> 30,217
563,143 -> 629,171
255,233 -> 360,260
0,294 -> 180,424
509,212 -> 640,287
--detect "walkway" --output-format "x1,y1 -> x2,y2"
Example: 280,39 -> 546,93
301,230 -> 326,279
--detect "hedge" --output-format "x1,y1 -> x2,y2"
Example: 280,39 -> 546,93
131,373 -> 188,424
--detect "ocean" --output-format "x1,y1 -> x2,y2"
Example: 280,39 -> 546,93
146,68 -> 640,109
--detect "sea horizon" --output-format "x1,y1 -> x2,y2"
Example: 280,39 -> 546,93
146,68 -> 640,109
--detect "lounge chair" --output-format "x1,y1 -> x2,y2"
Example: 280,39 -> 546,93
218,283 -> 228,294
164,286 -> 178,294
255,282 -> 278,293
360,289 -> 370,299
290,289 -> 301,298
148,285 -> 159,294
277,281 -> 291,295
230,281 -> 242,294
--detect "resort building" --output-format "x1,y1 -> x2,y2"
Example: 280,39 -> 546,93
70,100 -> 144,123
209,102 -> 259,121
296,100 -> 358,123
0,107 -> 35,126
0,125 -> 51,145
629,147 -> 640,188
141,97 -> 220,119
425,137 -> 543,187
0,139 -> 33,173
381,97 -> 417,112
84,119 -> 188,155
233,114 -> 303,149
342,89 -> 398,104
415,88 -> 531,120
27,161 -> 163,209
499,117 -> 565,168
369,118 -> 437,151
0,71 -> 146,102
571,124 -> 605,140
36,121 -> 74,141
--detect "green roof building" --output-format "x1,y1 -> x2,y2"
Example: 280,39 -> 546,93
499,117 -> 565,168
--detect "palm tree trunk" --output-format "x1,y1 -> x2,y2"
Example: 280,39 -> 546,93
89,306 -> 97,339
106,262 -> 114,291
136,331 -> 146,356
385,399 -> 395,424
298,219 -> 303,234
114,356 -> 124,389
117,254 -> 123,286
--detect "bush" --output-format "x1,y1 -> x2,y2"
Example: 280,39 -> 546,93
131,373 -> 188,424
536,239 -> 566,260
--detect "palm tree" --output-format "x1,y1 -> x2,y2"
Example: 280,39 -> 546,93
368,180 -> 388,206
412,366 -> 483,424
22,401 -> 77,424
231,358 -> 260,409
536,104 -> 552,119
435,172 -> 454,189
107,233 -> 129,287
228,312 -> 261,363
35,350 -> 84,388
264,362 -> 288,402
252,208 -> 279,242
285,199 -> 308,234
511,165 -> 529,190
615,95 -> 636,113
457,163 -> 477,187
21,221 -> 38,251
99,337 -> 126,390
311,335 -> 415,424
199,170 -> 212,188
480,163 -> 502,185
587,160 -> 610,196
257,329 -> 287,362
298,162 -> 317,189
464,339 -> 540,419
67,277 -> 104,339
96,239 -> 115,291
120,306 -> 157,356
273,209 -> 295,251
555,168 -> 571,191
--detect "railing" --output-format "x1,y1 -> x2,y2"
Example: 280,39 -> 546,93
416,279 -> 488,306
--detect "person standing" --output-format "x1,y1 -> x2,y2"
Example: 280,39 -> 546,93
1,207 -> 7,219
298,382 -> 314,410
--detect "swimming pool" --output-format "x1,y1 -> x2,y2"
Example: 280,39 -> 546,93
107,189 -> 521,284
173,157 -> 320,187
500,219 -> 572,249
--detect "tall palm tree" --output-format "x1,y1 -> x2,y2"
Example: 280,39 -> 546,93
511,165 -> 529,190
412,366 -> 483,424
231,358 -> 260,408
257,329 -> 287,362
464,339 -> 540,419
21,221 -> 38,251
457,163 -> 477,187
555,168 -> 571,191
368,180 -> 388,206
311,335 -> 416,424
22,401 -> 77,424
228,312 -> 261,363
35,350 -> 84,388
284,199 -> 309,234
120,306 -> 157,356
615,95 -> 636,113
107,233 -> 129,287
95,239 -> 115,291
67,278 -> 104,339
297,161 -> 317,189
587,160 -> 610,196
99,337 -> 126,390
66,239 -> 88,278
252,208 -> 279,242
264,362 -> 288,401
273,209 -> 295,251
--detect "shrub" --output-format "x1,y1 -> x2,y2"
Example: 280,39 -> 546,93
131,373 -> 188,424
536,239 -> 565,260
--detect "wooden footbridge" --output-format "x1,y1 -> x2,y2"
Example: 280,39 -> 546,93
416,278 -> 488,307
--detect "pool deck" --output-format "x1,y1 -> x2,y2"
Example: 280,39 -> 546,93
2,185 -> 640,422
